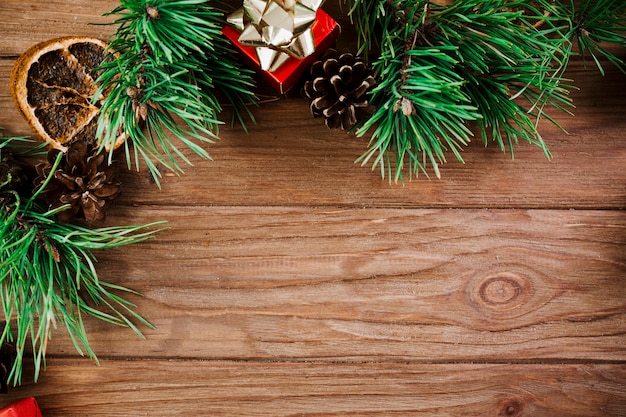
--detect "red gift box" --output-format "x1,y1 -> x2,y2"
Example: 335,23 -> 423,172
223,9 -> 341,95
0,398 -> 42,417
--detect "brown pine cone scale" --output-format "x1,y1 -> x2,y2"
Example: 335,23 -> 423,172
303,49 -> 376,130
34,141 -> 120,224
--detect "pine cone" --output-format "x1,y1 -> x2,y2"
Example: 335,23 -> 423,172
303,49 -> 376,130
34,141 -> 120,224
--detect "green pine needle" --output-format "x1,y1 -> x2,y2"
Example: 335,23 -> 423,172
569,0 -> 626,75
96,0 -> 257,186
356,45 -> 480,181
432,0 -> 572,155
346,0 -> 584,181
1,133 -> 166,385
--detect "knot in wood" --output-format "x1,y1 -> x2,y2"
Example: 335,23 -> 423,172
467,271 -> 534,320
497,396 -> 525,417
479,275 -> 522,306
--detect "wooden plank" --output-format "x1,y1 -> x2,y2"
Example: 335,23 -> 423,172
2,360 -> 625,417
1,56 -> 624,209
36,207 -> 626,362
0,0 -> 119,56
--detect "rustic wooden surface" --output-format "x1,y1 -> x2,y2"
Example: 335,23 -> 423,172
1,0 -> 626,416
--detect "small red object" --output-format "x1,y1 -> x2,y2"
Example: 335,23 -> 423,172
0,398 -> 42,417
223,9 -> 341,95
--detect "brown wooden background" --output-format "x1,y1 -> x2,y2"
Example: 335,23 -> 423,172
1,0 -> 626,415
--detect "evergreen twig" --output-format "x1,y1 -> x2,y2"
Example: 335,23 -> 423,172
96,0 -> 257,186
1,132 -> 166,385
568,0 -> 626,75
346,0 -> 626,181
348,0 -> 576,181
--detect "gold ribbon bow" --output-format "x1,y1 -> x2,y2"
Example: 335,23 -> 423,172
227,0 -> 325,72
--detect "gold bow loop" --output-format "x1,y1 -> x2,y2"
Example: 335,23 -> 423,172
227,0 -> 325,71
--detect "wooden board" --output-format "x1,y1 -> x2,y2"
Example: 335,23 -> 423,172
3,361 -> 626,417
0,0 -> 625,416
37,208 -> 626,362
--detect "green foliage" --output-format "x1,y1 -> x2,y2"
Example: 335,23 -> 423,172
96,0 -> 257,186
568,0 -> 626,74
0,133 -> 165,385
346,0 -> 625,181
433,1 -> 572,156
357,45 -> 480,180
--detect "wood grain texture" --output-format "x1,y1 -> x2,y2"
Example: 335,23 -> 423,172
0,0 -> 132,56
1,0 -> 626,415
35,207 -> 625,363
2,360 -> 625,417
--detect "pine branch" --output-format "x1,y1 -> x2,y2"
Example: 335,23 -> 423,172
432,0 -> 572,155
1,132 -> 166,385
356,44 -> 480,180
569,0 -> 626,75
344,0 -> 388,60
96,0 -> 257,186
347,0 -> 576,181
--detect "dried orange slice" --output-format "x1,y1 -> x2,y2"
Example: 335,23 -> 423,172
10,36 -> 124,151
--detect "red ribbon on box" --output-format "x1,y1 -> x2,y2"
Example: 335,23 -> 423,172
223,8 -> 340,95
0,398 -> 42,417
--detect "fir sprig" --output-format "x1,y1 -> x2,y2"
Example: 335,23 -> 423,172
568,0 -> 626,75
345,0 -> 626,180
432,1 -> 572,156
356,44 -> 481,180
349,0 -> 573,181
0,133 -> 165,385
96,0 -> 257,186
